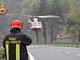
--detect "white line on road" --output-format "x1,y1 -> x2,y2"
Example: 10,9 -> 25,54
76,54 -> 80,56
65,52 -> 71,54
28,52 -> 35,60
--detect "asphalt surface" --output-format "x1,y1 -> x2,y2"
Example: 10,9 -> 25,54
27,45 -> 80,60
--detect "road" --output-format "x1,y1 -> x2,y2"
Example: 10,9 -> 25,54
27,45 -> 80,60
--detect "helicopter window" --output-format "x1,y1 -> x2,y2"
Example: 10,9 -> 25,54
32,22 -> 42,26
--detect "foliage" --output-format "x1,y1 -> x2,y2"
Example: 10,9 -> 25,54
65,0 -> 80,36
0,48 -> 4,59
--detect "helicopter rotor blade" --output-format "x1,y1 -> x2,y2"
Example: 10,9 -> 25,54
38,15 -> 60,18
6,14 -> 60,19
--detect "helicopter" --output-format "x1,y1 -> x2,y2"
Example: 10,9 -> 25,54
6,14 -> 60,33
28,15 -> 60,33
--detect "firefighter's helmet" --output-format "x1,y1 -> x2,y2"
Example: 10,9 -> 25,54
11,20 -> 22,30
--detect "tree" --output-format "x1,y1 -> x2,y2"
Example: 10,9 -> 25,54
49,0 -> 63,43
66,0 -> 80,42
50,0 -> 62,17
37,0 -> 48,15
30,0 -> 40,15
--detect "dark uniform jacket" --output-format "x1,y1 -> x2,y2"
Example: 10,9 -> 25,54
3,28 -> 32,60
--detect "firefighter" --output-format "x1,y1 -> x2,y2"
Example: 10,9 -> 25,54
3,20 -> 32,60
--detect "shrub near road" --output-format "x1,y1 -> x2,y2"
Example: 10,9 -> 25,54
0,49 -> 2,59
0,48 -> 4,59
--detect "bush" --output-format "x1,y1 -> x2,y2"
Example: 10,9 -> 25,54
0,55 -> 2,59
0,52 -> 2,59
0,48 -> 4,59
